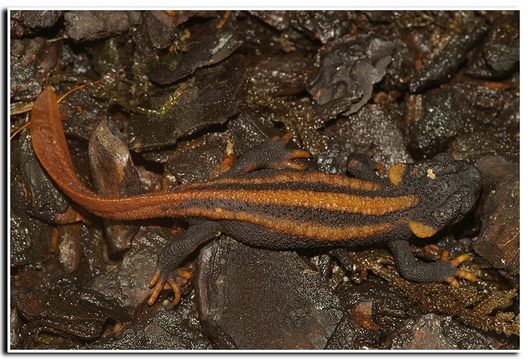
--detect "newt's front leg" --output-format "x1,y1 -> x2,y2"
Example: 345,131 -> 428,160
147,221 -> 220,305
388,239 -> 477,284
222,133 -> 310,176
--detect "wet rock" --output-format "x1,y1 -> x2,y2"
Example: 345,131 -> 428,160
10,37 -> 60,102
324,316 -> 359,350
227,111 -> 280,155
248,11 -> 292,31
321,104 -> 411,173
90,35 -> 135,77
143,11 -> 183,50
250,11 -> 355,44
388,314 -> 459,349
466,14 -> 519,79
58,90 -> 111,142
79,226 -> 108,278
14,271 -> 110,341
16,130 -> 70,223
89,119 -> 141,253
57,223 -> 83,274
143,11 -> 217,50
451,127 -> 519,163
380,39 -> 416,91
407,84 -> 504,157
474,156 -> 519,277
64,11 -> 141,41
309,35 -> 395,115
90,227 -> 172,310
86,296 -> 214,350
10,132 -> 56,268
10,213 -> 49,268
288,11 -> 355,44
195,237 -> 344,349
387,313 -> 517,350
409,18 -> 489,93
149,20 -> 242,85
10,307 -> 24,349
328,275 -> 414,349
247,53 -> 316,98
10,11 -> 63,37
129,55 -> 246,151
163,131 -> 230,184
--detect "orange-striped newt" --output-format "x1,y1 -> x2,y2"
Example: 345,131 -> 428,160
30,87 -> 481,305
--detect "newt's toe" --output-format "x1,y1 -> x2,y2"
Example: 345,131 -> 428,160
449,253 -> 472,267
442,252 -> 477,286
273,132 -> 293,144
167,278 -> 182,305
146,267 -> 193,306
456,268 -> 477,282
271,148 -> 311,171
148,275 -> 165,306
445,276 -> 459,287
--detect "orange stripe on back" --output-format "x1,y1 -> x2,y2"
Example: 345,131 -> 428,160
176,206 -> 396,241
187,171 -> 382,192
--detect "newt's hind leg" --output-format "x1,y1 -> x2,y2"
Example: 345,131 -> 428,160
147,221 -> 219,305
222,133 -> 310,177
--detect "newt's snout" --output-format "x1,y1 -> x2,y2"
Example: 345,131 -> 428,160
404,153 -> 482,233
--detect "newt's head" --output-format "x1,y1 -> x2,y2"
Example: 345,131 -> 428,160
390,153 -> 482,238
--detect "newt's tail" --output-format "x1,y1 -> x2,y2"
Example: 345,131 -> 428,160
30,87 -> 187,220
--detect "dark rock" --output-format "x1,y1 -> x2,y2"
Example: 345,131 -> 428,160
407,84 -> 504,157
10,307 -> 24,349
329,275 -> 415,349
387,313 -> 518,350
86,296 -> 214,350
387,314 -> 459,349
16,130 -> 70,223
195,237 -> 344,349
10,11 -> 63,37
380,39 -> 416,91
9,213 -> 49,268
14,272 -> 110,340
90,227 -> 172,310
288,11 -> 355,44
409,17 -> 489,93
64,11 -> 141,41
143,11 -> 182,50
163,131 -> 230,184
227,111 -> 281,155
10,131 -> 57,268
10,37 -> 61,102
89,119 -> 141,253
247,53 -> 316,98
451,127 -> 519,163
149,20 -> 242,85
466,14 -> 519,79
250,11 -> 355,44
58,90 -> 111,142
57,223 -> 83,274
309,35 -> 395,115
129,55 -> 246,151
321,104 -> 411,173
474,156 -> 519,277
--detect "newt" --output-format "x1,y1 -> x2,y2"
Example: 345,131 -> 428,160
30,87 -> 482,305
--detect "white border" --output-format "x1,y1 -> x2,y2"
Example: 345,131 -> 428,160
4,3 -> 524,357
